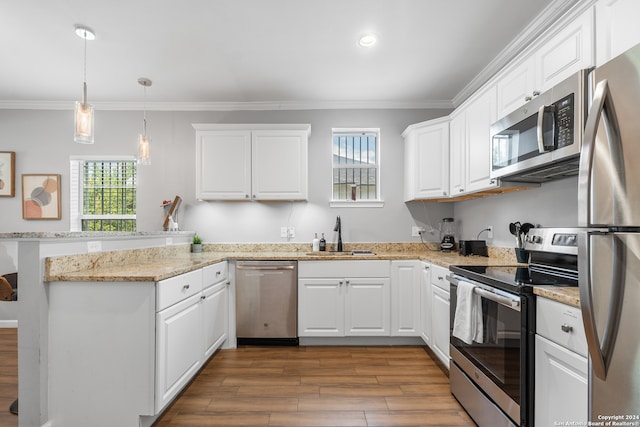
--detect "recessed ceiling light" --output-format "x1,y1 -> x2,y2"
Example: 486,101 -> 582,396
75,25 -> 96,41
358,34 -> 377,48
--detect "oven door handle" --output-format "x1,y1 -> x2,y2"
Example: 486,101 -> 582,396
448,275 -> 521,310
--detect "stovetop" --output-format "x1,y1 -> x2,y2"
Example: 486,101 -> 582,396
449,264 -> 578,294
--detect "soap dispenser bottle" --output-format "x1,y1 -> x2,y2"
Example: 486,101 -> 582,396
312,233 -> 320,252
319,233 -> 326,251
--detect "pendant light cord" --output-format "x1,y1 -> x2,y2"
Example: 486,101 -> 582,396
82,29 -> 88,105
142,85 -> 147,136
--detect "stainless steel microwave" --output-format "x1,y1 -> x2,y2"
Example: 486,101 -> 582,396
490,69 -> 590,182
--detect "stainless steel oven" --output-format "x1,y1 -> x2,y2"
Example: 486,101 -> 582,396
449,227 -> 579,427
448,273 -> 532,427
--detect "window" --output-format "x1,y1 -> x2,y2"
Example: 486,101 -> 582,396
70,158 -> 137,231
331,129 -> 382,206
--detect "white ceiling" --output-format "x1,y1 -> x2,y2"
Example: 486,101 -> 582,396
0,0 -> 577,111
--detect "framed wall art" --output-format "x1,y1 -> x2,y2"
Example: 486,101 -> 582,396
22,174 -> 61,220
0,151 -> 15,197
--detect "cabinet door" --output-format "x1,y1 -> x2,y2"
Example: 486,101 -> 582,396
431,284 -> 450,368
464,85 -> 498,194
202,281 -> 228,360
496,57 -> 536,118
155,293 -> 203,411
391,261 -> 421,336
298,278 -> 344,337
195,130 -> 252,200
251,130 -> 308,201
403,120 -> 450,200
420,263 -> 432,346
449,112 -> 466,196
535,335 -> 588,426
596,0 -> 640,66
345,278 -> 390,336
535,7 -> 594,90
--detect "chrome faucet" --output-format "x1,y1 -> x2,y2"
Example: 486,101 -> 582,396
334,216 -> 343,252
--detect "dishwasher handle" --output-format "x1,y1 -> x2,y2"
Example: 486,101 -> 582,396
236,264 -> 296,271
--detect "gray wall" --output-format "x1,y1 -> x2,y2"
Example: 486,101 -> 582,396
0,108 -> 453,244
453,177 -> 578,247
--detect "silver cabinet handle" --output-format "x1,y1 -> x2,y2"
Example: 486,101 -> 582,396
532,90 -> 540,97
525,96 -> 532,101
226,281 -> 231,286
345,280 -> 350,285
339,280 -> 344,285
216,271 -> 221,276
201,295 -> 206,301
561,324 -> 573,333
183,284 -> 190,290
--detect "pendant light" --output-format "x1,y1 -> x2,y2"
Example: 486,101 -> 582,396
74,25 -> 96,144
137,77 -> 152,165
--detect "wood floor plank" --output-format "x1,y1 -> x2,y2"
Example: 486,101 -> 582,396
150,345 -> 474,427
268,410 -> 368,426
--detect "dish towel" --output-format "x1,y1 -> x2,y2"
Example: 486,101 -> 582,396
452,280 -> 484,345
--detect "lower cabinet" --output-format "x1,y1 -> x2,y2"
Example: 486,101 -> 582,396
420,262 -> 432,346
156,293 -> 204,411
429,264 -> 451,368
298,261 -> 391,337
535,297 -> 588,426
390,260 -> 422,336
48,262 -> 230,427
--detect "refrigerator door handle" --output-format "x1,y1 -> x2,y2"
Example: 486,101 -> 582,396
578,78 -> 625,227
579,232 -> 626,380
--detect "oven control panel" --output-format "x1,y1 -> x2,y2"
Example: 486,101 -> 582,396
524,227 -> 578,255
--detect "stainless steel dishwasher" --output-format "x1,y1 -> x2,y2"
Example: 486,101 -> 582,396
235,260 -> 298,345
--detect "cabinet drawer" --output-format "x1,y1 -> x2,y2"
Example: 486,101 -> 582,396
536,297 -> 587,357
203,262 -> 228,285
430,265 -> 450,291
299,260 -> 390,278
157,269 -> 203,311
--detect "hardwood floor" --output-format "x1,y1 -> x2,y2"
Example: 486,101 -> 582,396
0,328 -> 18,427
154,345 -> 475,427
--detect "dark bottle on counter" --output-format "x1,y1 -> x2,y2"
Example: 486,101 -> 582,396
319,233 -> 326,251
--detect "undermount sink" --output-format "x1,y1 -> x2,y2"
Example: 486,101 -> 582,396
305,250 -> 376,256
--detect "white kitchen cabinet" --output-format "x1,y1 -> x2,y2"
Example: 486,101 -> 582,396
420,262 -> 432,346
390,261 -> 422,336
449,111 -> 466,196
595,0 -> 640,66
48,263 -> 230,427
430,264 -> 450,368
535,297 -> 588,427
496,7 -> 595,117
465,85 -> 498,194
402,117 -> 450,201
202,262 -> 229,359
156,292 -> 203,411
298,261 -> 390,337
194,124 -> 310,201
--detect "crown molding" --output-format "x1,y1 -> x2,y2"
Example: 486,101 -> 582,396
452,0 -> 590,107
0,99 -> 454,111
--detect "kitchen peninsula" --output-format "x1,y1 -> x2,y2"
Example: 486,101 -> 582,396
5,232 -> 580,427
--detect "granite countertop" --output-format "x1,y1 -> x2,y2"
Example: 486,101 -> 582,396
533,286 -> 580,308
44,242 -> 579,307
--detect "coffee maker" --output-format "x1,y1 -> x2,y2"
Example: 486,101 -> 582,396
439,217 -> 456,251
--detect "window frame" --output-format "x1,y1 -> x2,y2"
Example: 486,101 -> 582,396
69,156 -> 138,232
330,128 -> 383,208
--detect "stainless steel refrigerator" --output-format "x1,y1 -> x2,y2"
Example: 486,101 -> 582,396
578,42 -> 640,421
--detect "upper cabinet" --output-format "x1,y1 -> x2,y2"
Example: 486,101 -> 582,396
595,0 -> 640,65
194,124 -> 310,201
497,7 -> 595,118
402,118 -> 450,201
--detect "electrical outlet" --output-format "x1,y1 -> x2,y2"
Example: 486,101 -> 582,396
280,227 -> 288,238
87,241 -> 102,253
287,227 -> 295,238
411,226 -> 425,237
487,226 -> 493,239
165,237 -> 173,246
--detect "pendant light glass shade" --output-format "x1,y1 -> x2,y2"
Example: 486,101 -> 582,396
74,83 -> 94,144
137,77 -> 152,165
74,26 -> 95,144
138,134 -> 151,165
